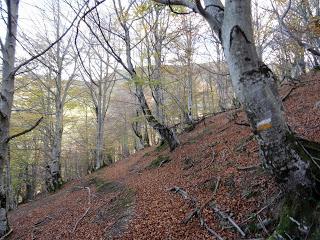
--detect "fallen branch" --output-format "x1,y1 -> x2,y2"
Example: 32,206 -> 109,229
169,187 -> 196,207
169,186 -> 223,239
281,87 -> 296,102
72,187 -> 91,233
257,214 -> 269,235
242,191 -> 282,224
159,158 -> 170,168
210,205 -> 246,237
213,177 -> 220,195
34,216 -> 53,227
0,228 -> 13,240
199,210 -> 224,240
236,164 -> 261,171
289,216 -> 309,234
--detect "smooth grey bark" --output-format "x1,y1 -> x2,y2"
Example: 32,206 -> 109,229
185,17 -> 194,124
155,0 -> 314,187
81,43 -> 115,169
221,0 -> 310,186
0,0 -> 19,235
149,6 -> 167,125
41,0 -> 77,191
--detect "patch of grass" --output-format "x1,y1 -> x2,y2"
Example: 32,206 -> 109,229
147,155 -> 171,169
89,177 -> 124,193
143,152 -> 151,157
188,139 -> 196,144
96,187 -> 136,221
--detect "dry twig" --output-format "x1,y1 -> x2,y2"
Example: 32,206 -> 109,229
210,205 -> 246,237
169,186 -> 224,239
72,187 -> 91,233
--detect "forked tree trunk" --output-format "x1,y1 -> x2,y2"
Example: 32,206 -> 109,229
125,37 -> 179,151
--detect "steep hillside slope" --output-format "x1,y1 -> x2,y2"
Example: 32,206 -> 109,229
8,73 -> 320,239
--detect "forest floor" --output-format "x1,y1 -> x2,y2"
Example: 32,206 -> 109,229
8,72 -> 320,240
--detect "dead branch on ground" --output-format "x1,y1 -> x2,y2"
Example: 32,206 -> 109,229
210,204 -> 246,237
71,186 -> 91,233
169,180 -> 224,240
236,164 -> 261,171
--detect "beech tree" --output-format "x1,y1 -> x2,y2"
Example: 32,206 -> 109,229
155,0 -> 320,237
272,0 -> 320,67
0,0 -> 87,235
77,0 -> 180,150
79,38 -> 116,170
0,0 -> 20,235
34,1 -> 79,191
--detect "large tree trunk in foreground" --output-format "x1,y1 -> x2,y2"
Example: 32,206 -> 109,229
219,2 -> 320,237
0,0 -> 20,236
220,0 -> 316,188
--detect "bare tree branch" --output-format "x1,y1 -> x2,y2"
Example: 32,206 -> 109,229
6,117 -> 43,143
10,0 -> 89,77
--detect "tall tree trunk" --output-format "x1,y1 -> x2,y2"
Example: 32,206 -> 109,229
152,8 -> 166,125
155,9 -> 318,236
0,0 -> 19,235
95,98 -> 105,169
46,104 -> 63,192
132,110 -> 145,149
122,113 -> 130,157
219,0 -> 312,186
96,115 -> 104,169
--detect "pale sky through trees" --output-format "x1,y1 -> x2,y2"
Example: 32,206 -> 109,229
0,0 -> 273,67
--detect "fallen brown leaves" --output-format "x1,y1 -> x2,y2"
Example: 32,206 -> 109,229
8,73 -> 320,239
